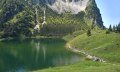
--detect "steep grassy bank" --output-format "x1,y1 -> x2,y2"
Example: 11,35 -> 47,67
68,31 -> 120,63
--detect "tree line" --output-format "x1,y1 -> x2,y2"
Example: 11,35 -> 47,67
107,22 -> 120,34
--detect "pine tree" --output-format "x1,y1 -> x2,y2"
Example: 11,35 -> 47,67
113,25 -> 116,32
108,25 -> 112,32
87,29 -> 91,36
117,22 -> 120,32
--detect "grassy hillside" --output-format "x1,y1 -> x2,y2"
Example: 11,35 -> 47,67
68,31 -> 120,63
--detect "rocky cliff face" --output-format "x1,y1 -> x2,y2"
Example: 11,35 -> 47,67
46,0 -> 89,14
85,0 -> 104,28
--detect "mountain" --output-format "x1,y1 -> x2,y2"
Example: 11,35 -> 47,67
0,0 -> 104,38
46,0 -> 89,14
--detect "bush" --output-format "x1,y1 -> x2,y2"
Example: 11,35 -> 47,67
106,30 -> 110,34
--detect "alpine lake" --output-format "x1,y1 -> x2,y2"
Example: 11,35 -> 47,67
0,38 -> 81,72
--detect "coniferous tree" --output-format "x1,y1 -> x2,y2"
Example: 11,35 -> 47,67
87,29 -> 91,36
113,25 -> 116,32
117,22 -> 120,32
108,25 -> 112,32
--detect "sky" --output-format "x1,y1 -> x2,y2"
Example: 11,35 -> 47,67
96,0 -> 120,28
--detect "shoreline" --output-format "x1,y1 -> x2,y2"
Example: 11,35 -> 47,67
29,36 -> 62,39
0,37 -> 13,41
0,36 -> 63,41
66,43 -> 106,62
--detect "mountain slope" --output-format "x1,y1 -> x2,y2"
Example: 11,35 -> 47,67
0,0 -> 104,38
85,0 -> 103,28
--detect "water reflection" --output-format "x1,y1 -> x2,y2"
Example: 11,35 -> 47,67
0,38 -> 81,72
35,42 -> 40,63
34,41 -> 46,63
